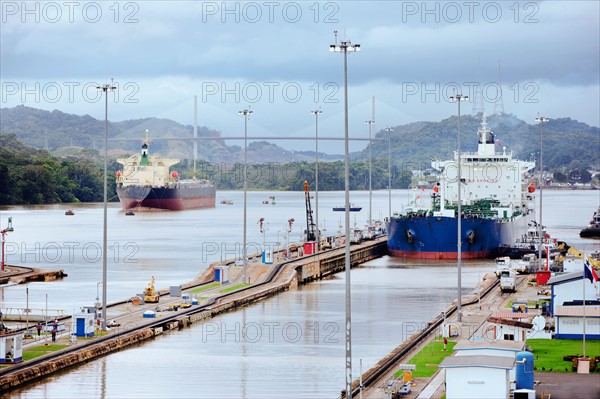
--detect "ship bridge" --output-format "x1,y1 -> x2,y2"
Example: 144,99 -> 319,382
431,115 -> 535,218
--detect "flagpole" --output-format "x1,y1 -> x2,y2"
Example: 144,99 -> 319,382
583,253 -> 587,358
583,257 -> 586,358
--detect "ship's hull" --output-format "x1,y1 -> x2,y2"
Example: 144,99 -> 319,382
386,216 -> 522,260
117,185 -> 216,211
580,227 -> 600,238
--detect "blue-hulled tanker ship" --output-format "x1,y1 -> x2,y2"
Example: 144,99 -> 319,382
386,116 -> 536,259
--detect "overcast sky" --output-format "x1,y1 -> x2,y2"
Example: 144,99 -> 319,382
1,1 -> 598,153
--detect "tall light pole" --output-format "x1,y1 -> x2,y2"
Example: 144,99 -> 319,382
384,128 -> 394,220
535,115 -> 549,269
450,93 -> 467,323
239,109 -> 253,284
330,33 -> 360,398
97,79 -> 116,331
311,109 -> 323,248
366,119 -> 375,225
1,217 -> 14,272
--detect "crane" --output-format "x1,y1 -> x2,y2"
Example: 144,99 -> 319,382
304,181 -> 317,243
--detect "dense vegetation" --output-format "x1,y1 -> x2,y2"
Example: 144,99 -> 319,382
0,132 -> 411,205
0,133 -> 118,205
179,159 -> 412,191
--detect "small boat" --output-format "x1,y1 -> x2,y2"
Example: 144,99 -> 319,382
220,200 -> 233,205
496,220 -> 560,259
65,209 -> 74,216
333,204 -> 362,212
580,206 -> 600,238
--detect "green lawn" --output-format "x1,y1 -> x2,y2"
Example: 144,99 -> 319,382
220,283 -> 250,294
528,339 -> 600,372
190,282 -> 221,293
22,344 -> 68,361
394,338 -> 457,378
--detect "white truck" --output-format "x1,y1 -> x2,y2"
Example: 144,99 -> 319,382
515,253 -> 537,274
499,269 -> 516,293
495,256 -> 512,277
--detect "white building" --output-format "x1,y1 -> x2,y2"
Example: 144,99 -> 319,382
487,317 -> 533,342
546,271 -> 599,315
554,306 -> 600,340
439,355 -> 515,399
0,331 -> 23,363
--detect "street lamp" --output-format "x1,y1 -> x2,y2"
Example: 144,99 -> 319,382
366,120 -> 375,225
97,79 -> 116,331
311,109 -> 323,249
450,93 -> 468,323
535,115 -> 549,269
96,281 -> 102,308
239,109 -> 253,284
384,128 -> 394,220
1,217 -> 14,272
330,32 -> 360,398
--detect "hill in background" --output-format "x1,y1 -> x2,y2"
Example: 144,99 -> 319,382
1,105 -> 598,172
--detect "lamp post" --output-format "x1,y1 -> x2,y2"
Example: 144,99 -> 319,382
239,109 -> 253,284
311,109 -> 323,249
97,79 -> 116,331
1,217 -> 14,272
259,217 -> 266,260
330,33 -> 360,398
366,120 -> 375,225
535,115 -> 549,269
450,93 -> 467,323
384,128 -> 394,220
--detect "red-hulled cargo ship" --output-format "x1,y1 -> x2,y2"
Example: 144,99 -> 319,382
116,136 -> 216,211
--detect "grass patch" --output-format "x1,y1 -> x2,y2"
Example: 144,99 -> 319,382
190,282 -> 221,293
22,344 -> 68,361
220,283 -> 250,293
394,338 -> 456,378
505,300 -> 541,309
528,339 -> 600,372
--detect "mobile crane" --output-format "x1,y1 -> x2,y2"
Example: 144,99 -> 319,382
143,276 -> 160,303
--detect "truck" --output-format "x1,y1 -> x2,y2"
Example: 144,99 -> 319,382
495,256 -> 512,277
515,253 -> 537,274
499,269 -> 516,293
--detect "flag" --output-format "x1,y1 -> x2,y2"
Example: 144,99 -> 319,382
584,256 -> 599,283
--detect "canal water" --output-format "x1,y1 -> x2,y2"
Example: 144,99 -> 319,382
2,189 -> 599,398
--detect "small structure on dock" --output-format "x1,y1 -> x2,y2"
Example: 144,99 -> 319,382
0,328 -> 23,363
486,316 -> 533,342
439,355 -> 516,399
71,308 -> 95,337
214,265 -> 229,283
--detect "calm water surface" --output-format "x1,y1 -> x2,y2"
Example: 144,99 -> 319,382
2,190 -> 599,398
